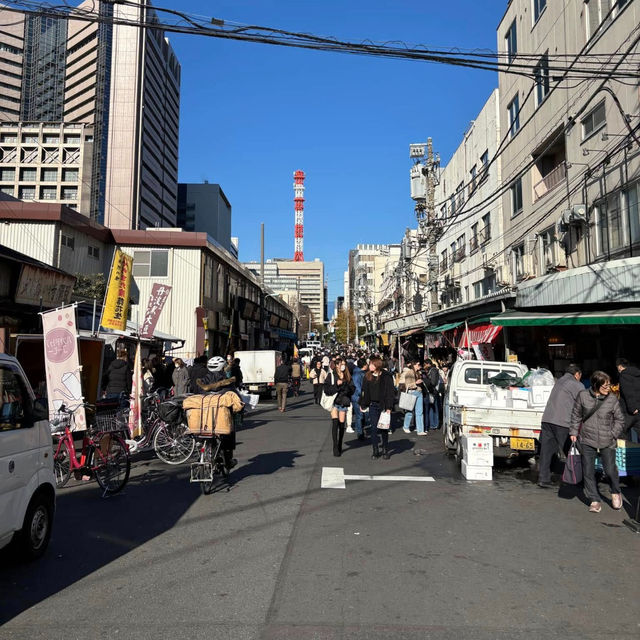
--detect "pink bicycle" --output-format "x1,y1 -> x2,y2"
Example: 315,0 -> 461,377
51,403 -> 130,497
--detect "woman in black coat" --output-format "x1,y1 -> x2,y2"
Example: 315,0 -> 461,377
323,357 -> 355,457
360,356 -> 396,459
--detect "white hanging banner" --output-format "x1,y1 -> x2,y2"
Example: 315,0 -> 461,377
41,305 -> 86,431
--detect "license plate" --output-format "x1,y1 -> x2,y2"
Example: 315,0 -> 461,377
249,385 -> 259,391
510,437 -> 535,451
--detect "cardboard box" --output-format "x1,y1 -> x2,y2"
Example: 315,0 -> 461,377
462,435 -> 494,466
462,459 -> 493,480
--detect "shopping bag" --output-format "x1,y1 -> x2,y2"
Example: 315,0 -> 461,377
562,444 -> 583,484
320,392 -> 337,412
398,391 -> 417,412
377,411 -> 391,430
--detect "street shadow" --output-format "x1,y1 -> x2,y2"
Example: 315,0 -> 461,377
0,464 -> 198,626
229,450 -> 304,485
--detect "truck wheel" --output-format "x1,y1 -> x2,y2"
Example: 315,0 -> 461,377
16,491 -> 54,560
443,421 -> 457,455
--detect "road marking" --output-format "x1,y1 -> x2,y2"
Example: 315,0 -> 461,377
321,467 -> 435,489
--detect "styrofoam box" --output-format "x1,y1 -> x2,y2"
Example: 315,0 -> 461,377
511,398 -> 529,409
462,435 -> 494,466
510,388 -> 531,401
530,386 -> 553,405
462,459 -> 493,480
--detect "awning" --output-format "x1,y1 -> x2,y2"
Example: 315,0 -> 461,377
399,327 -> 424,337
425,321 -> 463,333
491,308 -> 640,326
458,323 -> 503,347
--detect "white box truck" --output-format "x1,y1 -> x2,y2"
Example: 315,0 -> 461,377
234,350 -> 282,397
442,360 -> 547,463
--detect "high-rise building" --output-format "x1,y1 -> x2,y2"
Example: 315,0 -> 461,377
0,1 -> 180,227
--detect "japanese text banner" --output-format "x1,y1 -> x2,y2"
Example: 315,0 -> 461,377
140,283 -> 172,339
101,249 -> 132,331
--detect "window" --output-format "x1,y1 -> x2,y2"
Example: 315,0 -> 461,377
132,250 -> 169,277
0,364 -> 30,431
61,234 -> 75,250
63,135 -> 81,145
508,94 -> 520,138
624,182 -> 640,245
62,168 -> 78,182
43,135 -> 59,144
470,223 -> 479,252
61,187 -> 77,200
596,192 -> 624,256
0,168 -> 14,181
456,234 -> 466,261
469,165 -> 477,195
19,168 -> 36,182
40,186 -> 57,200
480,150 -> 489,182
510,178 -> 523,216
450,193 -> 456,215
1,186 -> 14,196
582,101 -> 606,140
540,228 -> 558,270
505,19 -> 517,63
456,182 -> 465,209
440,249 -> 448,272
534,53 -> 550,106
0,134 -> 17,143
41,168 -> 58,182
533,0 -> 547,23
18,186 -> 35,199
88,246 -> 100,259
21,134 -> 38,143
585,0 -> 611,38
512,244 -> 525,280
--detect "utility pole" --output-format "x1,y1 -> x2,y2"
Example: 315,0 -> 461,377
260,223 -> 265,286
346,306 -> 350,344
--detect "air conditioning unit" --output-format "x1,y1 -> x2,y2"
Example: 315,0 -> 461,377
518,254 -> 536,280
495,265 -> 510,288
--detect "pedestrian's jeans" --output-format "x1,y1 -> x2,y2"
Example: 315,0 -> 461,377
537,421 -> 569,484
276,382 -> 289,410
425,395 -> 439,430
580,442 -> 621,502
403,390 -> 424,433
369,402 -> 389,448
351,399 -> 363,435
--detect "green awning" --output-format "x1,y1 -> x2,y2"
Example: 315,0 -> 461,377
425,321 -> 463,333
491,309 -> 640,327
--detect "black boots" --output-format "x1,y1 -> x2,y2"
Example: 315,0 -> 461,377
380,431 -> 390,460
371,443 -> 379,459
331,418 -> 345,457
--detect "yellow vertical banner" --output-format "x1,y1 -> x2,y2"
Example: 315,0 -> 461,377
101,248 -> 133,331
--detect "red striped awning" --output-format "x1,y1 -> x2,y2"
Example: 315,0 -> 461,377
458,323 -> 502,347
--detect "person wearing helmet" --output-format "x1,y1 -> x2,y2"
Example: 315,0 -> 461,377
196,356 -> 226,389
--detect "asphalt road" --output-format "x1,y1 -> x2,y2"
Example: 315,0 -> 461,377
1,381 -> 639,639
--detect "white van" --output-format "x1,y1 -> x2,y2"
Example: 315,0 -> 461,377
0,354 -> 56,559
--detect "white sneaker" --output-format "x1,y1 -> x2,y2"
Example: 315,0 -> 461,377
346,426 -> 355,433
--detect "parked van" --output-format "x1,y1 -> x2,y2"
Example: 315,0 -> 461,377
0,354 -> 56,559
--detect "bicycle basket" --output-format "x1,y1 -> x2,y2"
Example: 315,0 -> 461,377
50,411 -> 71,434
158,400 -> 184,424
93,409 -> 128,433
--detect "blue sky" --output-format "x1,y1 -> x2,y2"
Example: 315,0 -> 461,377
172,1 -> 505,301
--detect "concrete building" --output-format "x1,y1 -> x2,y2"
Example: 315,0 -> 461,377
177,183 -> 233,253
493,0 -> 640,368
0,122 -> 94,212
0,8 -> 25,121
244,259 -> 325,326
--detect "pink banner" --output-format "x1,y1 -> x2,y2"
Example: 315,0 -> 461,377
140,283 -> 172,339
128,342 -> 143,438
41,305 -> 87,431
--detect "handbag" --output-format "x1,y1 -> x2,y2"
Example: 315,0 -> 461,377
398,391 -> 417,411
320,391 -> 337,412
562,444 -> 583,484
377,411 -> 391,430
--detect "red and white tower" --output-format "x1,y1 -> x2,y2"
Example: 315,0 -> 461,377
293,169 -> 305,261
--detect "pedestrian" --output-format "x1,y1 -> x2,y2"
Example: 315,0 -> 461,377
171,358 -> 190,396
141,358 -> 155,395
570,370 -> 625,513
189,355 -> 209,394
422,359 -> 440,430
615,357 -> 640,440
230,358 -> 243,388
310,360 -> 324,404
324,357 -> 355,457
102,348 -> 132,399
349,358 -> 367,440
360,355 -> 396,460
274,356 -> 291,413
290,357 -> 302,396
537,364 -> 584,488
401,361 -> 426,436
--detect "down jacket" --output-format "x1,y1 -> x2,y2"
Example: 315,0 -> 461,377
541,372 -> 585,428
570,389 -> 624,449
619,365 -> 640,416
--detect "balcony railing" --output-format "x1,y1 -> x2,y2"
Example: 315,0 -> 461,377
533,161 -> 566,201
454,247 -> 466,262
469,236 -> 479,253
439,258 -> 448,273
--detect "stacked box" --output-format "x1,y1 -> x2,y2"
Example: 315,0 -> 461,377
595,440 -> 640,476
461,435 -> 493,480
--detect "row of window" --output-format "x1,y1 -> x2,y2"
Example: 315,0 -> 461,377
0,147 -> 82,164
440,214 -> 492,271
0,168 -> 78,182
4,185 -> 78,200
444,150 -> 490,217
0,134 -> 82,145
59,234 -> 101,260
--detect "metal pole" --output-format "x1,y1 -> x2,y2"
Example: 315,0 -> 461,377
92,297 -> 97,336
260,222 -> 265,286
346,307 -> 350,344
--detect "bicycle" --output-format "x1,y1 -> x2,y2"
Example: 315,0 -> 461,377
51,403 -> 131,497
190,434 -> 231,495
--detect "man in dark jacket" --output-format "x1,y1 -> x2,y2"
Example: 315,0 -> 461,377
274,357 -> 292,413
616,358 -> 640,438
537,363 -> 583,488
422,359 -> 441,430
189,355 -> 209,394
103,348 -> 132,398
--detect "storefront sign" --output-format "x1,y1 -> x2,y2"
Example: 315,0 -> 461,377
41,305 -> 86,430
140,283 -> 172,339
101,249 -> 132,331
15,264 -> 75,307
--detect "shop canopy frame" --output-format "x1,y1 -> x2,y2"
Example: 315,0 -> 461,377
424,321 -> 464,333
490,309 -> 640,326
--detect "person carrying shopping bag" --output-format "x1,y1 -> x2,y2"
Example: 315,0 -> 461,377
360,356 -> 396,460
569,370 -> 625,513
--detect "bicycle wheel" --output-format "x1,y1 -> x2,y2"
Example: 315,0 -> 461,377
53,439 -> 72,488
153,421 -> 196,465
94,433 -> 130,495
201,439 -> 215,495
